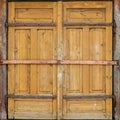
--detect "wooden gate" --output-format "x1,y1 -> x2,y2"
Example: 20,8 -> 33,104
7,1 -> 113,119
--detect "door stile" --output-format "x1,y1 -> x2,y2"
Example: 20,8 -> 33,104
57,1 -> 63,119
30,28 -> 37,94
83,27 -> 90,94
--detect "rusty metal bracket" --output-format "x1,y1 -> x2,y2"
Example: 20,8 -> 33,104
0,60 -> 118,65
7,94 -> 56,99
6,22 -> 56,27
63,22 -> 113,26
63,95 -> 115,99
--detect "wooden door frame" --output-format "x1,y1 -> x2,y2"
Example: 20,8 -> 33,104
1,0 -> 120,119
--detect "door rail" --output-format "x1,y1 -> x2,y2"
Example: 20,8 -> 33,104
63,95 -> 115,99
0,60 -> 118,65
63,22 -> 113,26
6,22 -> 56,27
7,94 -> 56,99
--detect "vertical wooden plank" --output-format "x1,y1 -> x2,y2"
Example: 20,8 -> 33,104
63,26 -> 68,118
38,29 -> 53,94
69,29 -> 80,92
8,99 -> 14,119
92,30 -> 101,91
30,28 -> 37,94
68,29 -> 83,93
46,30 -> 53,93
8,2 -> 15,95
106,2 -> 112,23
57,1 -> 63,119
106,27 -> 112,95
38,29 -> 46,93
83,27 -> 90,94
52,27 -> 57,95
14,30 -> 20,94
106,27 -> 112,118
52,3 -> 58,116
8,2 -> 15,23
99,29 -> 106,93
106,99 -> 112,118
90,28 -> 106,93
63,28 -> 83,95
78,29 -> 83,93
53,2 -> 57,23
52,27 -> 57,118
19,30 -> 30,94
39,30 -> 46,93
8,28 -> 15,94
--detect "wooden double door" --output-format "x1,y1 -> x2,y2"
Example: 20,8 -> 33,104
8,1 -> 113,119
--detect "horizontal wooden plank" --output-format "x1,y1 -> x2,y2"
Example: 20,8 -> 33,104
0,60 -> 118,65
8,0 -> 113,1
6,23 -> 56,27
63,95 -> 115,99
8,94 -> 56,99
63,22 -> 113,26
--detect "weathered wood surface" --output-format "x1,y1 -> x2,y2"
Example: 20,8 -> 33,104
2,0 -> 120,120
7,1 -> 113,119
0,0 -> 6,119
114,0 -> 120,119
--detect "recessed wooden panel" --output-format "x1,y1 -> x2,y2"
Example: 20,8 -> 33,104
67,100 -> 105,112
8,2 -> 57,23
15,100 -> 52,113
15,8 -> 53,22
66,8 -> 106,23
8,27 -> 57,119
8,27 -> 57,95
36,29 -> 57,94
63,27 -> 112,96
90,28 -> 106,93
8,99 -> 56,119
63,1 -> 112,23
8,29 -> 31,94
64,28 -> 83,94
63,99 -> 112,119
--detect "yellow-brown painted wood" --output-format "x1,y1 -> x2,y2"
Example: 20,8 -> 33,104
8,1 -> 113,119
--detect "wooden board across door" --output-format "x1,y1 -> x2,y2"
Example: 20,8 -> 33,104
8,1 -> 113,119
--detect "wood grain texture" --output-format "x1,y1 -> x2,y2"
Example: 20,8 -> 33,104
63,1 -> 112,119
8,1 -> 112,119
8,1 -> 57,119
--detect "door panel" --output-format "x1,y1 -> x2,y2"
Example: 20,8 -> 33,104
63,28 -> 83,94
8,2 -> 57,23
63,1 -> 112,119
8,99 -> 56,119
8,28 -> 57,119
63,27 -> 112,94
63,99 -> 112,119
63,1 -> 112,23
8,1 -> 113,119
8,1 -> 57,118
63,27 -> 112,119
